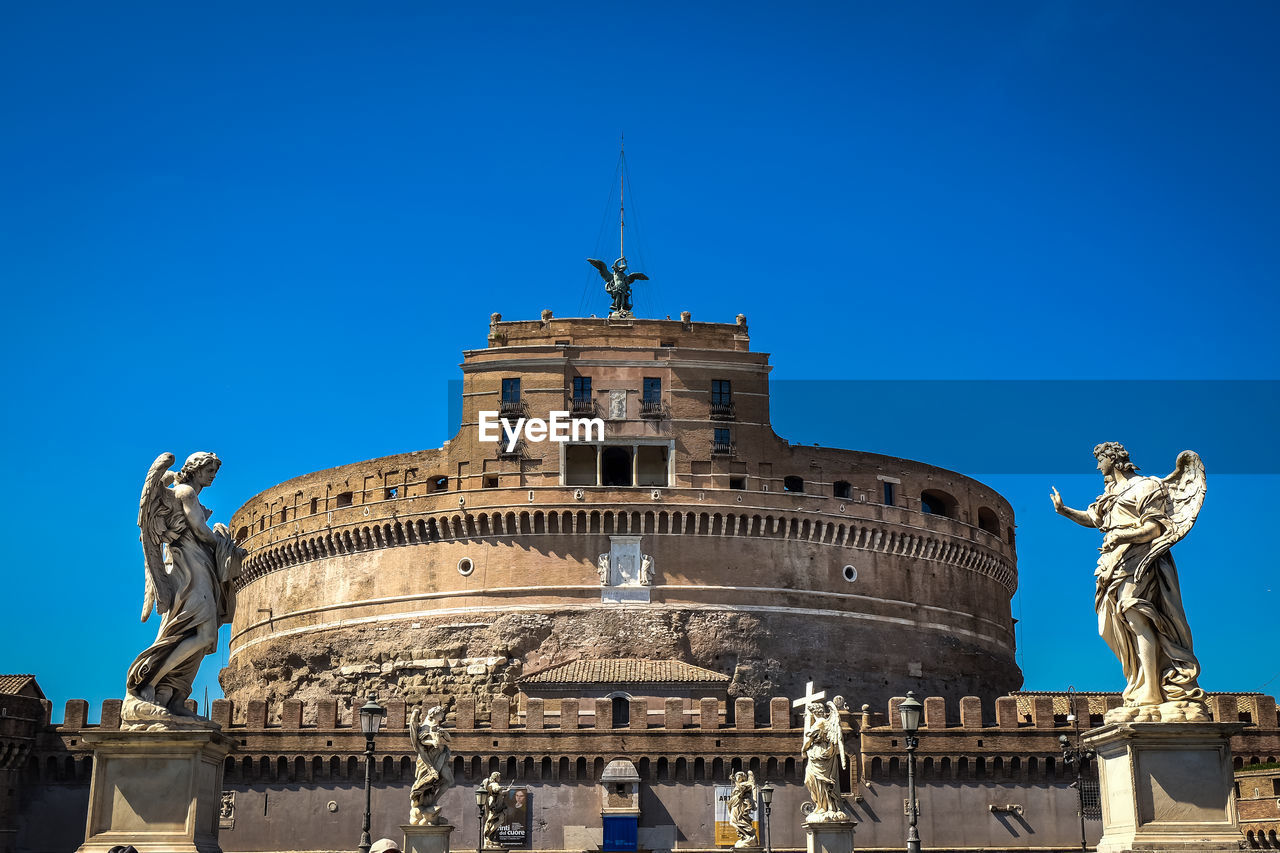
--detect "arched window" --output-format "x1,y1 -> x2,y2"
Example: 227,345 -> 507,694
611,695 -> 631,728
783,476 -> 804,493
920,489 -> 957,518
833,480 -> 851,499
977,506 -> 1000,535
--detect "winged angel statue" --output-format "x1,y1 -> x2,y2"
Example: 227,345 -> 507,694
1050,444 -> 1209,723
123,452 -> 245,726
587,257 -> 648,318
801,699 -> 850,822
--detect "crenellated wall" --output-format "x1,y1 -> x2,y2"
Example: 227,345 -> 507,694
13,690 -> 1278,853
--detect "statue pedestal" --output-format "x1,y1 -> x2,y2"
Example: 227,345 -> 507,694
1083,721 -> 1246,853
402,823 -> 454,853
803,819 -> 856,853
77,726 -> 234,853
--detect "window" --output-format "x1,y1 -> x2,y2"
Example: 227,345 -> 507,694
833,480 -> 852,499
660,339 -> 675,347
384,487 -> 398,499
643,377 -> 661,403
611,696 -> 631,728
310,497 -> 319,514
977,506 -> 1000,535
555,339 -> 570,346
712,380 -> 732,404
921,489 -> 957,518
484,475 -> 498,489
1273,778 -> 1280,796
883,482 -> 896,506
335,491 -> 353,508
713,428 -> 733,454
501,378 -> 521,404
783,476 -> 804,493
431,476 -> 449,492
279,505 -> 288,522
729,476 -> 746,490
573,376 -> 592,402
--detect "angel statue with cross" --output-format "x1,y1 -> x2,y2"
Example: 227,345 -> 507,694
123,452 -> 245,727
587,256 -> 648,318
1050,444 -> 1210,724
801,697 -> 851,822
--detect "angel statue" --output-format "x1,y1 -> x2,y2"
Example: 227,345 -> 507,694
801,699 -> 850,822
588,257 -> 648,318
1050,443 -> 1209,723
123,452 -> 245,726
481,771 -> 509,848
728,770 -> 759,847
408,705 -> 455,825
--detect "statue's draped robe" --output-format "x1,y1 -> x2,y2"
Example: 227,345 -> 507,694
411,725 -> 454,812
1090,476 -> 1204,707
126,519 -> 241,706
728,782 -> 755,841
803,720 -> 844,819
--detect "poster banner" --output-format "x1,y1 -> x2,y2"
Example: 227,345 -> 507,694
497,787 -> 529,847
713,785 -> 758,846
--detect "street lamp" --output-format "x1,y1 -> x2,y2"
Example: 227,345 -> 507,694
474,784 -> 487,853
357,694 -> 387,853
899,692 -> 923,853
757,782 -> 774,853
1060,687 -> 1095,852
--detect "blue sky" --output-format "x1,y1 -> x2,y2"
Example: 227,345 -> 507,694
1,2 -> 1276,719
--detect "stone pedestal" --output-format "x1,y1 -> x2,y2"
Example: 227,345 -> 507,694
1083,721 -> 1246,853
803,819 -> 855,853
77,726 -> 234,853
402,823 -> 453,853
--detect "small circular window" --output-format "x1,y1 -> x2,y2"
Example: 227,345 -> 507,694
842,565 -> 857,582
457,557 -> 475,577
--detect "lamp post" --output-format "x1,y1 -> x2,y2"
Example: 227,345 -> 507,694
357,694 -> 386,853
899,691 -> 923,853
1061,687 -> 1095,852
474,784 -> 487,853
758,782 -> 774,853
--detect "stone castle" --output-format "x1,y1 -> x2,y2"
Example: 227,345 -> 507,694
223,311 -> 1019,717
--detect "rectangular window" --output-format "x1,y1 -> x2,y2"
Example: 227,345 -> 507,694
711,379 -> 732,405
501,378 -> 521,404
573,376 -> 592,402
883,482 -> 896,506
642,377 -> 661,403
729,476 -> 746,490
336,491 -> 353,508
484,475 -> 498,489
385,487 -> 398,499
310,497 -> 319,514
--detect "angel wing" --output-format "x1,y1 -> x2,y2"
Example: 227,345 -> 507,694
587,258 -> 611,282
138,452 -> 182,621
1161,450 -> 1206,542
626,272 -> 649,284
826,701 -> 847,768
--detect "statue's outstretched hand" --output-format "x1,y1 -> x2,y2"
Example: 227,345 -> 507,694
1050,487 -> 1064,513
409,707 -> 420,728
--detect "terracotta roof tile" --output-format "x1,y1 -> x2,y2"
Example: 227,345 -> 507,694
519,659 -> 730,685
0,674 -> 41,697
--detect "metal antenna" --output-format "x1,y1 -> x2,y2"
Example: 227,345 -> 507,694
619,132 -> 625,260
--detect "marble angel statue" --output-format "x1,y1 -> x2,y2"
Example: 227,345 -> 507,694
481,771 -> 509,848
1050,443 -> 1209,723
124,452 -> 245,726
409,705 -> 455,825
801,699 -> 850,822
728,770 -> 759,847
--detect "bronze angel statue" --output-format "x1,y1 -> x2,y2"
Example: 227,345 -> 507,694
801,699 -> 850,822
587,256 -> 648,317
1050,444 -> 1209,723
123,452 -> 245,726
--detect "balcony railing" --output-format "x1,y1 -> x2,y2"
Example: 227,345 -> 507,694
499,398 -> 527,418
567,396 -> 596,416
640,398 -> 665,418
710,399 -> 736,420
711,440 -> 736,456
497,439 -> 525,459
